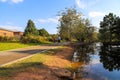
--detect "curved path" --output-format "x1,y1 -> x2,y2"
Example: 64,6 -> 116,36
0,45 -> 58,66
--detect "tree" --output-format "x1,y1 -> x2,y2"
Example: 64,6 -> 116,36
73,18 -> 86,42
58,7 -> 80,41
73,18 -> 96,42
99,13 -> 119,42
111,17 -> 120,42
38,28 -> 49,36
23,19 -> 39,36
58,7 -> 96,42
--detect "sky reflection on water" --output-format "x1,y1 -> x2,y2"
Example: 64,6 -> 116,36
72,44 -> 120,80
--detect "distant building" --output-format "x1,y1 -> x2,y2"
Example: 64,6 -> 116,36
0,28 -> 23,37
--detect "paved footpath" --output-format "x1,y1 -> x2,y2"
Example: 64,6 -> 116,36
0,45 -> 58,66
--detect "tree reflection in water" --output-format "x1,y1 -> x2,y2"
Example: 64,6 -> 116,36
74,44 -> 95,64
99,45 -> 120,71
72,44 -> 95,79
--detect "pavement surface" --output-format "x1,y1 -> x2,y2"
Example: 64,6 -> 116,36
0,45 -> 58,66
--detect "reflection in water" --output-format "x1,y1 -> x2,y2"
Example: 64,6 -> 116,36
72,43 -> 120,80
99,45 -> 120,71
72,44 -> 95,79
73,45 -> 95,63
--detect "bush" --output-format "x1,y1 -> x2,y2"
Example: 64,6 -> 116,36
20,35 -> 50,44
0,36 -> 20,42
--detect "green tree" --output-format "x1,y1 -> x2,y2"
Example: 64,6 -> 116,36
99,13 -> 118,42
73,18 -> 86,42
38,28 -> 49,36
73,18 -> 96,42
23,19 -> 39,36
111,17 -> 120,42
58,7 -> 97,42
58,7 -> 80,41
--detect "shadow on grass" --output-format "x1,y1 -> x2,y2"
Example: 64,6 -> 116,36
0,62 -> 43,77
0,62 -> 73,80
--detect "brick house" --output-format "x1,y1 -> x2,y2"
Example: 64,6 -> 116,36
0,28 -> 23,37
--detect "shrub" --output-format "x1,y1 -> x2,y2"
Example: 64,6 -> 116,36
20,35 -> 50,44
0,36 -> 20,42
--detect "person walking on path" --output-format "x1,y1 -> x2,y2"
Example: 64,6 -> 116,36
57,36 -> 61,43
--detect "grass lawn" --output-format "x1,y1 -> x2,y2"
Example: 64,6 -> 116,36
0,42 -> 40,51
0,47 -> 73,80
0,41 -> 54,51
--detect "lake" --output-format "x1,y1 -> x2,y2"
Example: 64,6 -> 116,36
72,43 -> 120,80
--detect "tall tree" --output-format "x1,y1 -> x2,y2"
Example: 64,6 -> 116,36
58,7 -> 80,41
99,13 -> 120,43
58,7 -> 96,42
111,17 -> 120,42
99,13 -> 117,42
24,19 -> 39,36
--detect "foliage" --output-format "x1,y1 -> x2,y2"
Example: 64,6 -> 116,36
21,35 -> 49,44
22,20 -> 51,44
58,7 -> 80,41
99,13 -> 120,42
58,7 -> 97,42
0,36 -> 20,42
23,19 -> 39,36
38,28 -> 49,37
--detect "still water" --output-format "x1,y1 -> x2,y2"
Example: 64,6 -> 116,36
72,43 -> 120,80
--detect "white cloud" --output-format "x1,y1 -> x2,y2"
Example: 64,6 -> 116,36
89,11 -> 105,18
0,25 -> 23,31
0,0 -> 23,4
75,0 -> 86,9
11,0 -> 23,4
37,17 -> 60,24
0,0 -> 7,2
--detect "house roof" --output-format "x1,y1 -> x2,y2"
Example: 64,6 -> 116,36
0,27 -> 23,33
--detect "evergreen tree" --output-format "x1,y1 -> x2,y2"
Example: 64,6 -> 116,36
99,13 -> 119,42
23,19 -> 39,36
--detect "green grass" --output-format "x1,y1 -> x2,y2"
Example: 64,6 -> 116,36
0,41 -> 55,51
0,42 -> 39,51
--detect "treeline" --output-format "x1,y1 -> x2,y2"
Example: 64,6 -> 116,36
21,19 -> 53,43
0,20 -> 52,43
99,13 -> 120,43
57,8 -> 98,42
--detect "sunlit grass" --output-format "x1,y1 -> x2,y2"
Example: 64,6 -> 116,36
0,41 -> 54,51
0,42 -> 40,51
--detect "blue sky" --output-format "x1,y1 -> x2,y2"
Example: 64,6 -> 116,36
0,0 -> 120,34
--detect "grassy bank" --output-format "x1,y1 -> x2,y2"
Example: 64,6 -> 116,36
0,42 -> 41,51
0,47 -> 73,80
